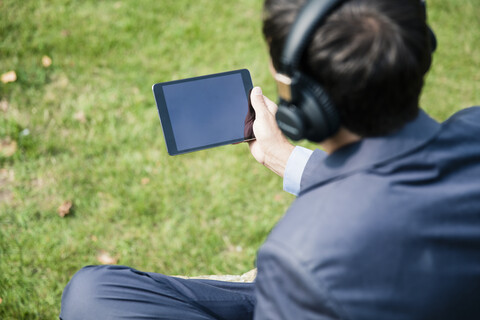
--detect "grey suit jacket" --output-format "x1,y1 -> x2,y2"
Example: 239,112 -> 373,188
255,108 -> 480,320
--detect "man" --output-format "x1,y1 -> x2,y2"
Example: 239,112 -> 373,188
60,0 -> 480,319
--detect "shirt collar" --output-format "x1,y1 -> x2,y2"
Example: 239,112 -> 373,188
300,110 -> 442,194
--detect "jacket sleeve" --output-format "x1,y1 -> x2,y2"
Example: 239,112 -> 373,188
254,240 -> 344,320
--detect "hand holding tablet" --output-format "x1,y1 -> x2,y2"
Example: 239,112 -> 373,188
152,69 -> 254,155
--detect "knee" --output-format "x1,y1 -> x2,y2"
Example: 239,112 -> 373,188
60,265 -> 129,320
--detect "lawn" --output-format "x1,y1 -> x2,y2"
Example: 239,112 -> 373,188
1,0 -> 479,319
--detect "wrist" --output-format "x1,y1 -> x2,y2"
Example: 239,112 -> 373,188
264,141 -> 295,177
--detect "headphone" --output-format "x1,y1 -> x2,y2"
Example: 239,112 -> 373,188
275,0 -> 437,142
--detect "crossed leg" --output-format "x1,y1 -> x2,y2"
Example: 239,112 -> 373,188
60,265 -> 256,320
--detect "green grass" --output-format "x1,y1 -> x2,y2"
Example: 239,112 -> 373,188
1,0 -> 479,318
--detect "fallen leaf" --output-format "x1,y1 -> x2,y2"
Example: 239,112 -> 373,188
32,177 -> 45,188
0,99 -> 8,112
73,111 -> 86,123
91,235 -> 98,242
42,55 -> 52,68
0,168 -> 15,182
0,138 -> 17,157
61,30 -> 70,37
0,297 -> 2,304
141,177 -> 150,185
57,200 -> 73,217
1,71 -> 17,83
96,250 -> 118,265
0,190 -> 14,204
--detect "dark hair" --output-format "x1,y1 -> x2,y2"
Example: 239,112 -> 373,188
263,0 -> 433,136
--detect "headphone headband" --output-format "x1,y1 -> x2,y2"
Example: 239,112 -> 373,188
280,0 -> 347,74
280,0 -> 435,75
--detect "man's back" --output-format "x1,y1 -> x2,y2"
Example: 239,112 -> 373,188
255,107 -> 480,319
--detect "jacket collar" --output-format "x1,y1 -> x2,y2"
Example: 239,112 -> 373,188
300,110 -> 441,194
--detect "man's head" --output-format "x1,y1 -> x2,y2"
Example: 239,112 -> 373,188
263,0 -> 433,137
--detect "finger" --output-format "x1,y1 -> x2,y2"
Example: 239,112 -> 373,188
250,87 -> 268,116
263,95 -> 278,114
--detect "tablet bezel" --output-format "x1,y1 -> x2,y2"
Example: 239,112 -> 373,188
152,69 -> 253,156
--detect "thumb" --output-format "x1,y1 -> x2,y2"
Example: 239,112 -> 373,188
250,87 -> 268,116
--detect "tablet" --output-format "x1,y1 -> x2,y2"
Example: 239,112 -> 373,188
152,69 -> 254,155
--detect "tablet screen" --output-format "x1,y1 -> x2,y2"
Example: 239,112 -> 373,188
153,69 -> 254,155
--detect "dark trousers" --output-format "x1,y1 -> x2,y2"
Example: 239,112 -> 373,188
60,265 -> 256,320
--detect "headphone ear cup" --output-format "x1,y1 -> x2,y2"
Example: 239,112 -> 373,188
276,100 -> 306,141
297,74 -> 341,142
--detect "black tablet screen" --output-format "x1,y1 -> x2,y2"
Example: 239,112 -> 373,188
154,69 -> 253,155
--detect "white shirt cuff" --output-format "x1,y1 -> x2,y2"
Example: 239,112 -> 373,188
283,146 -> 313,196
